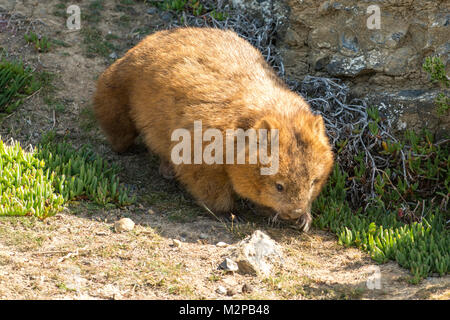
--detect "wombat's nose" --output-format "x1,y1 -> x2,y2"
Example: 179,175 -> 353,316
283,209 -> 303,220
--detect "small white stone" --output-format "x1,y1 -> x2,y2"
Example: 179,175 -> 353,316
114,218 -> 135,232
172,239 -> 182,248
216,241 -> 228,247
219,258 -> 239,272
216,285 -> 227,295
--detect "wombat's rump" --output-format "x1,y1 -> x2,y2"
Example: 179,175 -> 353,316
93,27 -> 334,231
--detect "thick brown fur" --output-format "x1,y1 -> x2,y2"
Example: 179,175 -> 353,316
94,27 -> 334,230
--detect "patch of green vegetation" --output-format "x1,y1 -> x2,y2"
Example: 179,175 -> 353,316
141,258 -> 194,296
89,0 -> 105,11
24,32 -> 51,53
105,33 -> 120,41
117,14 -> 132,27
53,0 -> 71,17
0,139 -> 64,218
423,56 -> 449,116
36,133 -> 136,207
210,9 -> 228,21
81,27 -> 115,58
153,0 -> 227,19
313,124 -> 449,283
0,57 -> 42,114
51,39 -> 71,48
134,26 -> 151,37
49,100 -> 66,112
0,133 -> 135,219
79,105 -> 97,132
80,0 -> 105,24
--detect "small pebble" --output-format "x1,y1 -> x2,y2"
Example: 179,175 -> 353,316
109,52 -> 118,59
216,286 -> 227,295
172,239 -> 182,248
226,288 -> 237,296
114,218 -> 135,232
216,241 -> 228,248
199,233 -> 208,240
219,258 -> 239,272
147,209 -> 155,215
160,11 -> 173,22
242,283 -> 253,294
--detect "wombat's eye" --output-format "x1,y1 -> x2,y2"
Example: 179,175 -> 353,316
312,179 -> 319,186
276,183 -> 284,192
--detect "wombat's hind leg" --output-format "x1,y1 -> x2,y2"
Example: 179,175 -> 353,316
159,158 -> 175,180
108,116 -> 138,153
94,91 -> 138,153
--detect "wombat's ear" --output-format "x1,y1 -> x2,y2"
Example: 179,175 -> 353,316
313,114 -> 329,145
313,114 -> 326,135
254,117 -> 279,150
237,117 -> 256,130
254,118 -> 276,131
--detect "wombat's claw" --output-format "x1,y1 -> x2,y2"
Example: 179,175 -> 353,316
296,213 -> 312,232
222,213 -> 245,223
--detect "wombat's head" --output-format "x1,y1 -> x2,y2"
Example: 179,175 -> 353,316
227,109 -> 334,231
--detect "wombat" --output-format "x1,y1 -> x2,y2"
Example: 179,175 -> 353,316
93,27 -> 334,231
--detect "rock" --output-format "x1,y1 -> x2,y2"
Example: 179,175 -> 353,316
339,30 -> 359,56
232,0 -> 450,134
219,258 -> 239,272
326,55 -> 366,77
242,283 -> 254,294
216,285 -> 227,295
147,208 -> 155,215
284,28 -> 302,47
384,47 -> 416,76
172,239 -> 182,248
199,233 -> 208,240
226,288 -> 237,296
114,218 -> 135,232
160,11 -> 173,22
362,89 -> 449,136
147,7 -> 158,15
98,284 -> 122,300
308,27 -> 338,50
109,52 -> 118,60
230,230 -> 283,276
216,241 -> 228,248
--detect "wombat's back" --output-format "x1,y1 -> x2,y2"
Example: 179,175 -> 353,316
100,27 -> 301,158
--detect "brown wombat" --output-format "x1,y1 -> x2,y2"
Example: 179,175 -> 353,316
93,27 -> 334,231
